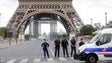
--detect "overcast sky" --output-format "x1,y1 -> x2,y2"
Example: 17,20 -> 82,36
1,0 -> 112,27
74,0 -> 112,25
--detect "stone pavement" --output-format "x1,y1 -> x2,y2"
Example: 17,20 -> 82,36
0,36 -> 91,50
0,39 -> 29,50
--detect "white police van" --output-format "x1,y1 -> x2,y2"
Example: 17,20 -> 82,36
77,28 -> 112,63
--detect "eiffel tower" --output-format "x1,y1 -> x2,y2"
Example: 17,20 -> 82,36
7,0 -> 84,38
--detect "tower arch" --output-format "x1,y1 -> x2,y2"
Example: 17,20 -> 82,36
17,10 -> 77,34
7,0 -> 84,39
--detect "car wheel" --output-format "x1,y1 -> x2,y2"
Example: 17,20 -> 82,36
86,54 -> 97,63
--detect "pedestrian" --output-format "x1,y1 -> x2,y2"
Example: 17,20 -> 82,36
41,39 -> 50,58
79,38 -> 85,47
61,38 -> 69,57
70,37 -> 76,57
54,38 -> 60,58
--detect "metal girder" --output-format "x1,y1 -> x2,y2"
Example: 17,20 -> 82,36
7,0 -> 84,37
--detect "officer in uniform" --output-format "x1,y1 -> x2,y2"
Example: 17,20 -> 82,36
79,38 -> 85,46
41,39 -> 50,58
61,38 -> 69,57
70,37 -> 76,57
54,38 -> 60,58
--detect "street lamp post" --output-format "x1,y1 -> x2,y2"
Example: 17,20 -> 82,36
105,12 -> 107,28
90,18 -> 93,26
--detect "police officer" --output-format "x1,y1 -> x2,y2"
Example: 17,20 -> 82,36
54,38 -> 60,58
41,39 -> 50,58
61,38 -> 69,57
79,38 -> 85,46
70,37 -> 76,57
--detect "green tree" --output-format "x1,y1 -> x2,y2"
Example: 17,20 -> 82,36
107,21 -> 112,28
0,27 -> 8,39
57,34 -> 68,39
57,34 -> 61,38
62,34 -> 68,38
80,24 -> 95,35
24,34 -> 30,40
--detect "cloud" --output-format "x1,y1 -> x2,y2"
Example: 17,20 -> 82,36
1,0 -> 112,27
88,0 -> 112,9
0,0 -> 18,26
73,0 -> 112,25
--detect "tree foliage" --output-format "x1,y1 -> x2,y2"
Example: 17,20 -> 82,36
24,34 -> 30,40
107,21 -> 112,28
57,34 -> 68,39
80,25 -> 95,35
0,27 -> 8,38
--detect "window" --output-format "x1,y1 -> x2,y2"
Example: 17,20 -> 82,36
96,34 -> 111,46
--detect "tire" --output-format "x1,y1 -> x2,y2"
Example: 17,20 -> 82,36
86,54 -> 97,63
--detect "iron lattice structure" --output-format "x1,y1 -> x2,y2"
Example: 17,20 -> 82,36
7,0 -> 84,36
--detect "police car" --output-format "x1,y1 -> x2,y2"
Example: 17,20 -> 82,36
76,28 -> 112,63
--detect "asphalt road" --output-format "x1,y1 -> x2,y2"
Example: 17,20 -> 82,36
0,39 -> 110,63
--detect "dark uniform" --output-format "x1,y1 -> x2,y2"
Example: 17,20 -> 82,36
70,37 -> 76,57
61,38 -> 69,57
79,38 -> 85,46
41,40 -> 50,58
54,38 -> 60,58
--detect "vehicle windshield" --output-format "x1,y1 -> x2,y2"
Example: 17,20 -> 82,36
89,33 -> 101,43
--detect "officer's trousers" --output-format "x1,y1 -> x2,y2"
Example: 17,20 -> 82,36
71,47 -> 76,57
43,48 -> 49,58
62,47 -> 69,57
55,47 -> 60,57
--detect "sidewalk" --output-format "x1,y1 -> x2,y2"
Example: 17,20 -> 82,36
0,39 -> 29,50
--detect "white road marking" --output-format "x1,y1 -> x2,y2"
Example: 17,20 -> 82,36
33,58 -> 41,63
20,59 -> 28,63
7,59 -> 17,63
71,57 -> 74,60
59,57 -> 67,61
47,58 -> 54,62
49,46 -> 54,56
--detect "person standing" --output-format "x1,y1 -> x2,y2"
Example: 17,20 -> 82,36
54,38 -> 60,58
41,39 -> 50,58
70,37 -> 76,57
79,38 -> 85,46
61,38 -> 69,57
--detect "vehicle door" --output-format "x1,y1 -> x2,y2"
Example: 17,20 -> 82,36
95,34 -> 112,60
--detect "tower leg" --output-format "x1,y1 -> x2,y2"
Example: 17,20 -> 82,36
38,22 -> 41,36
50,20 -> 57,40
